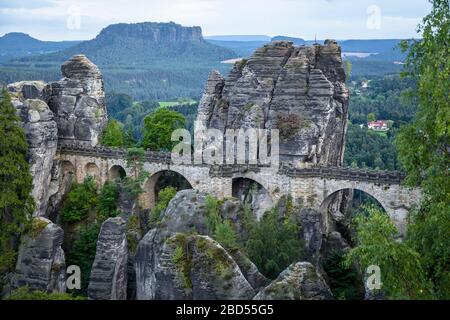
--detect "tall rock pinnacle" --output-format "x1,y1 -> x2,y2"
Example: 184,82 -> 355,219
196,40 -> 349,168
45,54 -> 107,146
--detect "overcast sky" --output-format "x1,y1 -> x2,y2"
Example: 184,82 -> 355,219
0,0 -> 431,41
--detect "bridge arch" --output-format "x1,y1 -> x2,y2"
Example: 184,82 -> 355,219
319,183 -> 404,235
232,176 -> 273,219
85,162 -> 101,185
320,188 -> 387,215
61,160 -> 76,175
109,165 -> 126,180
139,169 -> 193,210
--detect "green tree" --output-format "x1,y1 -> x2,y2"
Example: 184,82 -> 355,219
0,89 -> 35,272
61,176 -> 98,224
396,0 -> 450,298
323,250 -> 364,300
203,195 -> 238,249
367,112 -> 376,122
142,108 -> 186,151
213,220 -> 237,248
65,224 -> 100,296
105,92 -> 133,119
148,187 -> 177,227
100,119 -> 126,147
97,181 -> 120,222
344,206 -> 432,299
244,206 -> 302,279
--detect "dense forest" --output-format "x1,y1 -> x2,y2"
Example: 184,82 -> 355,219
344,74 -> 419,170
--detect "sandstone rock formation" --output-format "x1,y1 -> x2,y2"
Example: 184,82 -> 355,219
253,262 -> 333,300
88,217 -> 128,300
196,40 -> 348,168
7,80 -> 46,100
7,55 -> 108,216
227,248 -> 270,291
135,189 -> 266,300
299,208 -> 326,262
8,83 -> 58,217
137,233 -> 255,300
14,217 -> 66,293
45,54 -> 107,146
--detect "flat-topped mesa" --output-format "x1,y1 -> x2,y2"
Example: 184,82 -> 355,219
96,22 -> 204,44
196,40 -> 349,168
45,54 -> 107,146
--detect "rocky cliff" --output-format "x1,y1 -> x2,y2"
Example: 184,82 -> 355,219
7,55 -> 107,217
8,81 -> 58,217
196,40 -> 349,167
45,54 -> 107,146
88,217 -> 128,300
13,217 -> 66,293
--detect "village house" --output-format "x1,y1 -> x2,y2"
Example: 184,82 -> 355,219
368,120 -> 389,132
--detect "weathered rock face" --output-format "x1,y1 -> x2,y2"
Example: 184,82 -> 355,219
14,217 -> 66,293
232,178 -> 273,219
136,233 -> 255,300
227,248 -> 270,291
46,159 -> 75,223
7,85 -> 58,217
7,81 -> 46,100
299,208 -> 325,262
196,40 -> 348,167
253,262 -> 333,300
135,189 -> 266,300
45,54 -> 107,146
88,217 -> 128,300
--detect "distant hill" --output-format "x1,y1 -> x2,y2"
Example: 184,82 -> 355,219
0,32 -> 80,63
271,36 -> 306,45
337,39 -> 403,53
0,22 -> 237,100
205,35 -> 271,42
206,40 -> 268,57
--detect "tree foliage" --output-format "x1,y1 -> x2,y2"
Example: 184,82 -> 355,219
203,195 -> 238,249
344,124 -> 401,170
344,206 -> 432,299
148,186 -> 177,228
100,119 -> 127,148
61,176 -> 98,224
243,205 -> 302,280
5,286 -> 85,300
97,181 -> 120,222
65,224 -> 101,296
323,250 -> 364,300
396,0 -> 450,299
0,89 -> 35,271
142,108 -> 186,151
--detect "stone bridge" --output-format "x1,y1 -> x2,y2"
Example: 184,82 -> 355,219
57,143 -> 421,234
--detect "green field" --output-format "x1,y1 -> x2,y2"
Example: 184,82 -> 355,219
158,100 -> 197,108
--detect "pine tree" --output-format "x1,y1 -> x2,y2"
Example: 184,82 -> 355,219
0,89 -> 35,272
